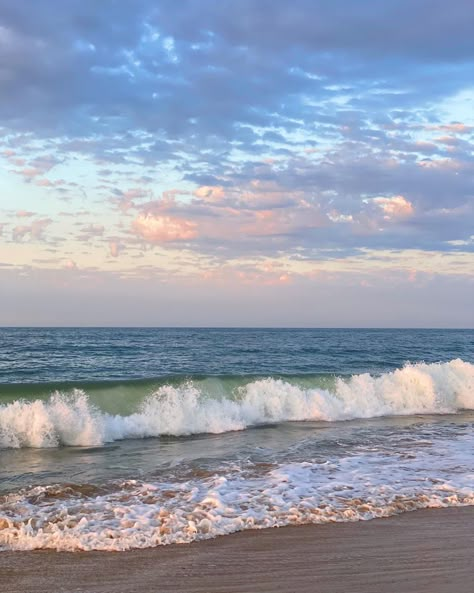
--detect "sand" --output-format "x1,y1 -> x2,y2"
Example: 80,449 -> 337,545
1,507 -> 473,593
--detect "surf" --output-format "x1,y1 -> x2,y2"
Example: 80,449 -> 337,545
0,359 -> 473,449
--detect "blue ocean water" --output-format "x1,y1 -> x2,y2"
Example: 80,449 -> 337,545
0,328 -> 473,551
0,327 -> 472,383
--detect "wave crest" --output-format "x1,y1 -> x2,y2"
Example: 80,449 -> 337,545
1,359 -> 473,449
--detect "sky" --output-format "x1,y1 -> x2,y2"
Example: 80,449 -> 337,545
0,0 -> 473,327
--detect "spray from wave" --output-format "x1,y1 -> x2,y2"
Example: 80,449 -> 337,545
1,359 -> 473,449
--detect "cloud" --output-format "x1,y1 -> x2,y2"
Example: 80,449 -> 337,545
35,178 -> 67,187
9,154 -> 60,183
372,196 -> 414,219
12,218 -> 53,241
194,186 -> 225,202
132,214 -> 198,243
0,0 -> 472,324
16,210 -> 36,218
0,261 -> 472,327
1,0 -> 473,152
63,259 -> 77,270
76,224 -> 105,241
109,240 -> 124,257
427,123 -> 473,134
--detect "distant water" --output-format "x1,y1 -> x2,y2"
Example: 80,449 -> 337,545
0,328 -> 473,551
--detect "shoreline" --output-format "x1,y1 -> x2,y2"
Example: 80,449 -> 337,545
2,507 -> 474,593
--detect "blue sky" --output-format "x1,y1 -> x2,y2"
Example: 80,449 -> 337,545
0,0 -> 473,326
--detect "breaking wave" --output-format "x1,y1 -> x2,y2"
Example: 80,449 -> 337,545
1,359 -> 473,449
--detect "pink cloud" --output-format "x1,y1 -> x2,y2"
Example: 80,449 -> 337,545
18,167 -> 43,179
63,260 -> 77,270
12,155 -> 60,183
35,178 -> 66,187
109,241 -> 124,257
132,214 -> 198,243
12,218 -> 52,241
372,196 -> 414,219
35,179 -> 53,187
199,262 -> 293,287
235,268 -> 293,286
194,185 -> 225,202
162,189 -> 189,202
241,209 -> 288,236
414,140 -> 437,151
123,188 -> 150,200
417,159 -> 462,171
434,136 -> 459,146
16,210 -> 35,218
9,157 -> 26,166
428,123 -> 473,134
114,187 -> 152,211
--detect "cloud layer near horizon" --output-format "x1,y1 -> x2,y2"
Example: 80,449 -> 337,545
0,1 -> 473,325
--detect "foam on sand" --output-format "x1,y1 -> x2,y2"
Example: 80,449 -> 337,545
1,426 -> 473,551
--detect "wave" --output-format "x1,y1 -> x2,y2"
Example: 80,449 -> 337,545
1,428 -> 473,551
0,359 -> 473,449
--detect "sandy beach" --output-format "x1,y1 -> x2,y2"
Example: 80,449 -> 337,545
2,507 -> 473,593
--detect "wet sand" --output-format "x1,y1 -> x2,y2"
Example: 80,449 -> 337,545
2,507 -> 473,593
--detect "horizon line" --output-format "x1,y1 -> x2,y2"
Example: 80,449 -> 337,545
1,326 -> 473,330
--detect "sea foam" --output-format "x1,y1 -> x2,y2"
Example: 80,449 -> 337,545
1,427 -> 473,551
0,359 -> 473,449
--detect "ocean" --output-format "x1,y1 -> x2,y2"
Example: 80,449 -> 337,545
0,327 -> 473,551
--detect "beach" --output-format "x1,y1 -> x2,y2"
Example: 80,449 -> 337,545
2,507 -> 473,593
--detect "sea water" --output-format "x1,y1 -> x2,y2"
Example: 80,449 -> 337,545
0,328 -> 473,551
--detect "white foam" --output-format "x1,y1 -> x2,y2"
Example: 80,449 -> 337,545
0,359 -> 473,449
0,392 -> 105,448
1,428 -> 473,551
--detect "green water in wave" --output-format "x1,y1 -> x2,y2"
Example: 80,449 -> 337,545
0,374 -> 339,414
